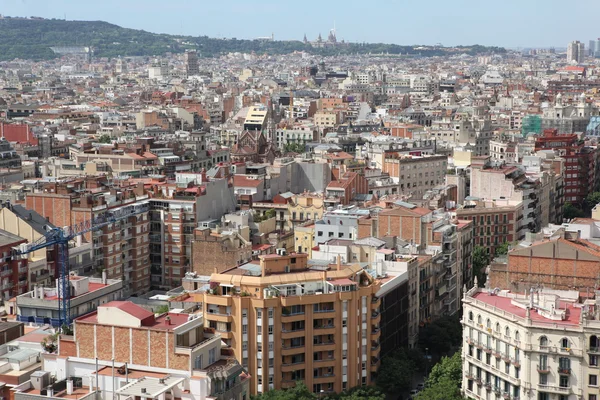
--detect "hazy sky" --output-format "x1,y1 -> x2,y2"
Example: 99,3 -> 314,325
2,0 -> 600,48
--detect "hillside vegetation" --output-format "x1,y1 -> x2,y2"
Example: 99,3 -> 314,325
0,17 -> 506,61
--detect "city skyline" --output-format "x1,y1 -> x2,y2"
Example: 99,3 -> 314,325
2,0 -> 600,48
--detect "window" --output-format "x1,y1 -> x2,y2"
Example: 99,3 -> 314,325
208,348 -> 216,364
590,395 -> 598,400
590,375 -> 598,386
559,357 -> 571,373
540,336 -> 548,347
559,375 -> 569,388
561,338 -> 570,349
242,325 -> 248,334
591,355 -> 598,366
469,312 -> 474,321
256,309 -> 262,319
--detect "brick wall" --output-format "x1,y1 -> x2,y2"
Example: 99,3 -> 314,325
149,331 -> 167,368
192,240 -> 241,275
75,324 -> 95,358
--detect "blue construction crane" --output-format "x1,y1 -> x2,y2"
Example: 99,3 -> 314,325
13,202 -> 149,327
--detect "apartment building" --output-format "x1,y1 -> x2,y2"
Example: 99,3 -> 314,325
487,219 -> 600,293
203,251 -> 382,395
534,129 -> 597,206
456,198 -> 524,256
461,285 -> 600,400
314,112 -> 340,128
24,178 -> 152,295
191,226 -> 252,276
0,205 -> 56,290
149,197 -> 196,289
357,203 -> 464,317
25,301 -> 249,400
470,157 -> 544,233
14,274 -> 123,326
0,229 -> 27,300
325,171 -> 369,206
315,207 -> 370,245
382,153 -> 447,198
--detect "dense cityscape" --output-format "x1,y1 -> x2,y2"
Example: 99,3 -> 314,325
0,9 -> 599,400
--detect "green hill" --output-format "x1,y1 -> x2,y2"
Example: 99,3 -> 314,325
0,17 -> 506,61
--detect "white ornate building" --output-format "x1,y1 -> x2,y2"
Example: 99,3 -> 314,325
461,281 -> 600,400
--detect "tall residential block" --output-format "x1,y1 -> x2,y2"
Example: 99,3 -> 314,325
202,251 -> 382,395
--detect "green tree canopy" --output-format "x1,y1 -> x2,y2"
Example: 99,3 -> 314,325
418,315 -> 462,355
472,246 -> 489,287
564,202 -> 585,220
376,349 -> 415,394
97,134 -> 112,144
494,242 -> 510,256
416,352 -> 466,400
251,382 -> 315,400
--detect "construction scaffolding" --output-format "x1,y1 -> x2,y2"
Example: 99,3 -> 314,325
521,115 -> 542,137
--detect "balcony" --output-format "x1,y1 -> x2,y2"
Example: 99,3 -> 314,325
537,364 -> 550,373
0,269 -> 11,277
537,384 -> 570,395
558,367 -> 571,375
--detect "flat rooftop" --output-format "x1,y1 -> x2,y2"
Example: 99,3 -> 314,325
472,291 -> 581,327
76,312 -> 192,331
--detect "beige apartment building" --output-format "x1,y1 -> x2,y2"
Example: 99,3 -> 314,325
382,154 -> 447,198
202,251 -> 382,396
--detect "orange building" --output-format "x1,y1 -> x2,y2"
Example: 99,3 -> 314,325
203,251 -> 382,395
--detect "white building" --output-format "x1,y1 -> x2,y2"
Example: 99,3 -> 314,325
461,283 -> 600,400
567,41 -> 585,64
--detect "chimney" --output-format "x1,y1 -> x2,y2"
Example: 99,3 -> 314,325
336,254 -> 342,271
165,315 -> 171,325
47,387 -> 54,398
66,380 -> 73,396
102,270 -> 107,285
260,257 -> 266,277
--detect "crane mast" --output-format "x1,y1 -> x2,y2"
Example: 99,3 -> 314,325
13,201 -> 149,328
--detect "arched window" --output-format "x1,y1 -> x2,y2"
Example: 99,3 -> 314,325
540,336 -> 548,347
486,319 -> 491,329
561,338 -> 570,349
505,327 -> 510,338
469,312 -> 474,321
495,323 -> 501,333
515,331 -> 520,342
477,315 -> 482,325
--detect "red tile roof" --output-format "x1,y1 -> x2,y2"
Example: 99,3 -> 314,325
233,175 -> 263,188
101,301 -> 154,321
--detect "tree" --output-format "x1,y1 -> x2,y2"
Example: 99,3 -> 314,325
418,315 -> 462,356
415,377 -> 466,400
585,192 -> 600,214
426,352 -> 462,387
154,304 -> 169,314
564,202 -> 585,220
494,242 -> 510,256
376,349 -> 414,394
41,333 -> 59,353
97,134 -> 112,144
326,386 -> 385,400
284,143 -> 305,154
472,246 -> 489,287
416,353 -> 466,400
251,382 -> 315,400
